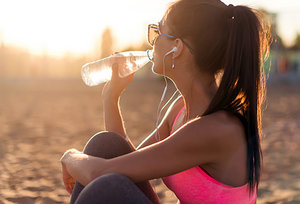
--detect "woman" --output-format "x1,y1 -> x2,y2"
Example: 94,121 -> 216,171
61,0 -> 269,203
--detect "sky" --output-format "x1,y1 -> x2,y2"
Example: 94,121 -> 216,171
0,0 -> 299,57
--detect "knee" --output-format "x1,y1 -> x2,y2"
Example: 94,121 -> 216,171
93,173 -> 133,188
83,131 -> 133,158
75,173 -> 126,203
86,131 -> 126,146
75,173 -> 151,204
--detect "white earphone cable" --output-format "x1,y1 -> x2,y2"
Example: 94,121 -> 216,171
153,50 -> 179,195
154,51 -> 179,142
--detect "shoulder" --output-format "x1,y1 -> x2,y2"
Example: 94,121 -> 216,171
172,110 -> 246,162
192,110 -> 246,155
202,111 -> 245,136
160,110 -> 246,166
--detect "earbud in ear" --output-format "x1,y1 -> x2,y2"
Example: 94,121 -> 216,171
165,46 -> 177,56
171,46 -> 177,52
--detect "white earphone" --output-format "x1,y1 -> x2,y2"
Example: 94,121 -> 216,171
165,46 -> 177,56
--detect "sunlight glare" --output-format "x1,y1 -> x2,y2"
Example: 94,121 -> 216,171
1,0 -> 299,56
0,0 -> 166,56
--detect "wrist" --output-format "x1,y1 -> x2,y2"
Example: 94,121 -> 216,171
60,149 -> 81,164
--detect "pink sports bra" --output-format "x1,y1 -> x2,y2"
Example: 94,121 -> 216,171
161,106 -> 257,204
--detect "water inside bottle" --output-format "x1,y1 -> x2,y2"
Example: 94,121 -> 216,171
82,63 -> 112,86
81,53 -> 150,86
117,55 -> 150,78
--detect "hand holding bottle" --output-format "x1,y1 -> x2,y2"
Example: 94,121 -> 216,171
81,50 -> 153,86
101,56 -> 135,101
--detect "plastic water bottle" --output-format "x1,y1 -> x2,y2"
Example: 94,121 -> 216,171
81,50 -> 153,86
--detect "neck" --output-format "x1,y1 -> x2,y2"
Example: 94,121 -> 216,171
174,71 -> 218,121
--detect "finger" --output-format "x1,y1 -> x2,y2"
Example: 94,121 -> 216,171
70,182 -> 75,189
64,182 -> 68,191
69,184 -> 73,194
66,186 -> 70,194
68,182 -> 74,194
64,182 -> 71,194
112,63 -> 118,72
111,63 -> 119,80
126,71 -> 135,79
67,187 -> 72,195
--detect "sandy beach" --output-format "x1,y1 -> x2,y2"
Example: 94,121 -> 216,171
0,78 -> 299,204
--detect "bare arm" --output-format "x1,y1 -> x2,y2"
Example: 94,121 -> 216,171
103,96 -> 135,150
101,56 -> 182,151
101,116 -> 222,183
101,62 -> 136,149
103,93 -> 182,151
62,112 -> 235,185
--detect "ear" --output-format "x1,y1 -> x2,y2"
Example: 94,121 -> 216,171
172,38 -> 184,59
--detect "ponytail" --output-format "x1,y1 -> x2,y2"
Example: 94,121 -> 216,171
165,0 -> 270,195
202,5 -> 270,193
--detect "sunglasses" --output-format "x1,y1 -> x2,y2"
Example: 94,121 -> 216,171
147,23 -> 194,54
148,24 -> 176,46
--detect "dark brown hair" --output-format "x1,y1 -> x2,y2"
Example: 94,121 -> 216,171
165,0 -> 270,194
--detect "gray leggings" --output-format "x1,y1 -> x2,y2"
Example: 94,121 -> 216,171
70,131 -> 161,204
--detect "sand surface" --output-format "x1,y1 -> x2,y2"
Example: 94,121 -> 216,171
0,78 -> 299,204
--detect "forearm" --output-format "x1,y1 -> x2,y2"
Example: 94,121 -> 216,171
102,96 -> 136,150
103,97 -> 126,136
63,152 -> 108,186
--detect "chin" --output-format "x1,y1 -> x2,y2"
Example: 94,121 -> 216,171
151,64 -> 162,75
151,64 -> 159,74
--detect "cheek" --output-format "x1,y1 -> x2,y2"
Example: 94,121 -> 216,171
152,55 -> 168,75
151,47 -> 161,72
152,57 -> 162,74
152,41 -> 169,74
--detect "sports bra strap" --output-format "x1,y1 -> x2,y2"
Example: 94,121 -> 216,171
171,106 -> 185,131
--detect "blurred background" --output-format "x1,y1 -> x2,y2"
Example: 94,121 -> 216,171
0,0 -> 299,203
0,0 -> 300,80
